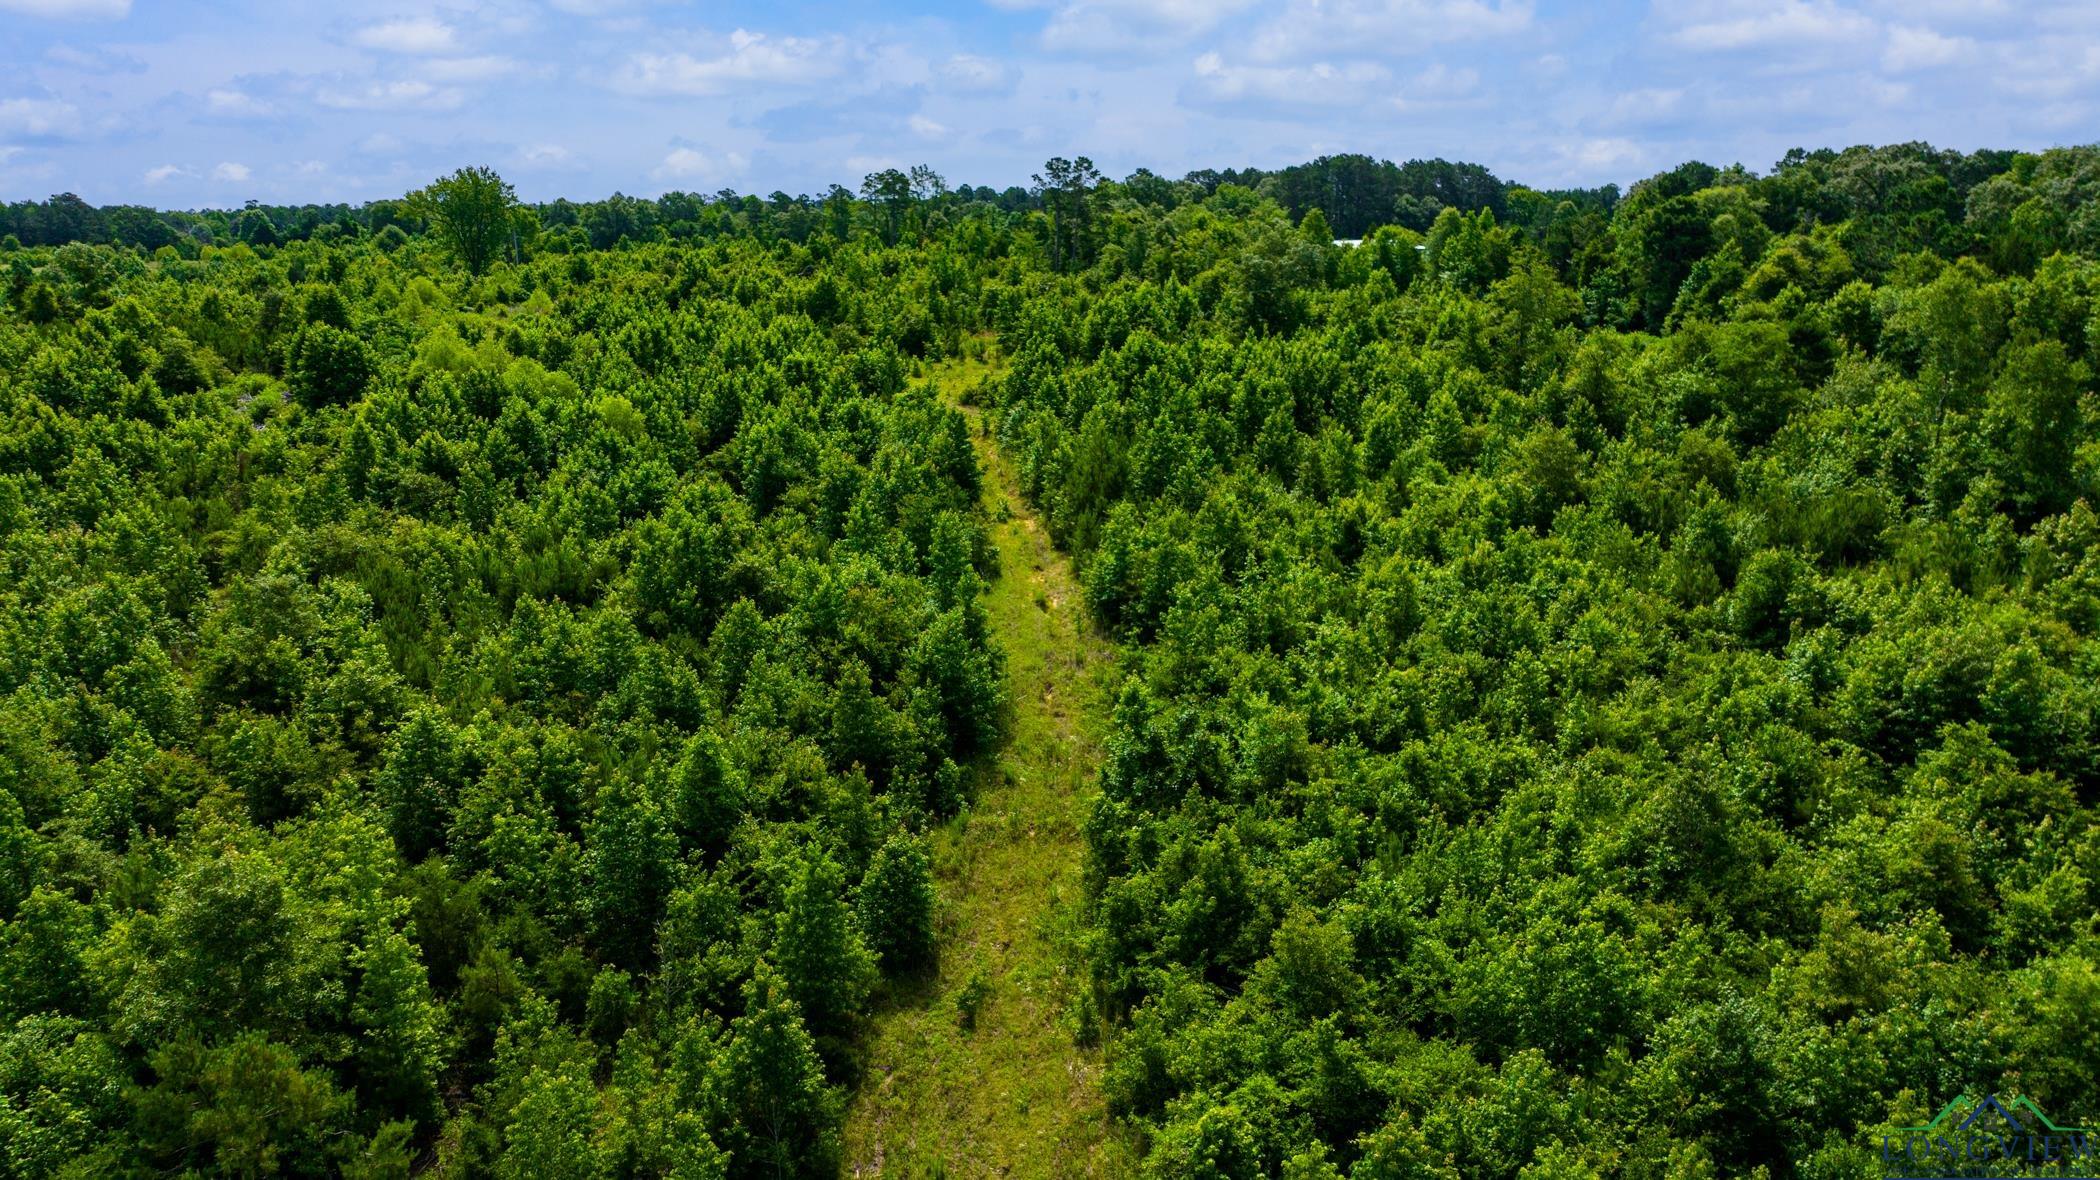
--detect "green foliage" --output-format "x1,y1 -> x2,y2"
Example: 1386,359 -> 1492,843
987,142 -> 2100,1178
287,322 -> 373,408
774,849 -> 876,1046
4,140 -> 2100,1175
409,166 -> 520,276
711,964 -> 840,1179
0,183 -> 1002,1173
858,833 -> 936,973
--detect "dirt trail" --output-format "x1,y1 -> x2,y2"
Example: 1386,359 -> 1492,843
840,365 -> 1130,1178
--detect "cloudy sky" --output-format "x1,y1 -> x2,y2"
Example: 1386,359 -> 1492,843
2,0 -> 2096,207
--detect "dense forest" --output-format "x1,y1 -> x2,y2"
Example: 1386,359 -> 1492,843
2,140 -> 2098,1178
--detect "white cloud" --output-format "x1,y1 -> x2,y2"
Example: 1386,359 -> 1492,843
992,0 -> 1261,52
1602,86 -> 1686,125
0,146 -> 51,186
652,145 -> 749,183
44,43 -> 140,71
421,55 -> 522,82
1248,0 -> 1533,61
1882,24 -> 1969,71
207,88 -> 274,117
520,143 -> 576,168
212,161 -> 251,182
0,0 -> 129,19
352,17 -> 457,55
144,163 -> 191,185
1989,39 -> 2100,99
1659,0 -> 1876,52
908,113 -> 949,138
357,132 -> 404,155
614,30 -> 842,96
1189,52 -> 1391,107
939,53 -> 1010,94
316,80 -> 465,111
0,97 -> 82,137
1558,138 -> 1646,184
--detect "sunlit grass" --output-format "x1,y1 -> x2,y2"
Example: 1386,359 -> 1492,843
841,353 -> 1136,1178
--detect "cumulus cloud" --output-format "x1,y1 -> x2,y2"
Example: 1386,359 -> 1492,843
144,163 -> 191,185
1658,0 -> 1876,52
316,79 -> 465,110
1557,137 -> 1647,176
991,0 -> 1261,52
1188,52 -> 1391,108
1248,0 -> 1533,61
614,30 -> 842,95
652,145 -> 749,183
353,17 -> 457,55
0,0 -> 129,19
206,88 -> 273,117
0,97 -> 82,137
908,113 -> 949,138
1882,24 -> 1970,71
212,161 -> 251,182
939,53 -> 1011,94
521,143 -> 573,166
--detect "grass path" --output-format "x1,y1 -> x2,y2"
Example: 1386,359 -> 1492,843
840,361 -> 1132,1178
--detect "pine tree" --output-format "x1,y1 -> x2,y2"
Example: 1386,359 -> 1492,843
668,731 -> 743,855
856,834 -> 934,974
708,963 -> 840,1180
349,921 -> 448,1124
827,658 -> 888,775
586,771 -> 676,970
374,709 -> 463,861
772,851 -> 874,1044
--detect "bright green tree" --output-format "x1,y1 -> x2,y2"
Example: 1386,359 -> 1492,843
410,166 -> 520,275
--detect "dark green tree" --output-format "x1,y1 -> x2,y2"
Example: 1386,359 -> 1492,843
856,834 -> 934,974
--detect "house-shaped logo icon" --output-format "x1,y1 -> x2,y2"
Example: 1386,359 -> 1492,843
1956,1093 -> 2027,1135
1882,1093 -> 2095,1175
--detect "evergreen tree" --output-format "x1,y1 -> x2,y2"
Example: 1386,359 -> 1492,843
349,921 -> 448,1124
709,963 -> 840,1180
772,851 -> 874,1044
586,771 -> 676,970
857,834 -> 935,974
667,731 -> 744,856
287,323 -> 374,408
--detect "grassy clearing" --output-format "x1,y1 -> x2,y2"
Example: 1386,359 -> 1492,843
840,356 -> 1133,1178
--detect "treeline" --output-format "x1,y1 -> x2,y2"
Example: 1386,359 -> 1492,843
3,153 -> 1551,252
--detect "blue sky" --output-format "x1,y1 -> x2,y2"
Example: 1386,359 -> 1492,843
2,0 -> 2095,207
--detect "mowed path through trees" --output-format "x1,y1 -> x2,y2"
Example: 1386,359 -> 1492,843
841,359 -> 1132,1177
